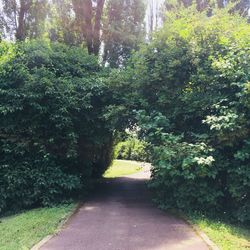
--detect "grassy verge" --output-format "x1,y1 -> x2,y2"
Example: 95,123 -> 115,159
188,214 -> 250,250
0,203 -> 76,250
103,159 -> 143,178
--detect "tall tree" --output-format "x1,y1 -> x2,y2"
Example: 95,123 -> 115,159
0,0 -> 48,41
0,0 -> 147,59
16,0 -> 32,40
146,0 -> 165,36
0,14 -> 6,41
26,0 -> 48,39
102,0 -> 146,67
48,0 -> 78,44
230,0 -> 250,16
72,0 -> 105,55
164,0 -> 250,17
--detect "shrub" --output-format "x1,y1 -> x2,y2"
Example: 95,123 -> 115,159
119,8 -> 250,223
0,41 -> 113,213
114,136 -> 148,162
149,134 -> 222,212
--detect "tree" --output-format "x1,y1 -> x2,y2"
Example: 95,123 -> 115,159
146,0 -> 165,37
72,0 -> 105,55
102,0 -> 146,67
163,0 -> 250,17
0,40 -> 115,212
0,0 -> 148,59
48,0 -> 78,44
114,8 -> 250,223
0,0 -> 48,41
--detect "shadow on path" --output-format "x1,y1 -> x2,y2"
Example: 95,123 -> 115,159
41,169 -> 209,250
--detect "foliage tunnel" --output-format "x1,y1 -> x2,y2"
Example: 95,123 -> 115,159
0,7 -> 250,226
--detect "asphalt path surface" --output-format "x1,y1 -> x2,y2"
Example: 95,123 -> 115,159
41,166 -> 209,250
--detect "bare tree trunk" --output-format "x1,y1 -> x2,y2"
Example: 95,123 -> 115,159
217,0 -> 225,8
93,0 -> 105,56
149,0 -> 154,35
72,0 -> 105,55
16,0 -> 26,40
72,0 -> 85,42
196,0 -> 209,11
82,0 -> 94,54
16,0 -> 32,41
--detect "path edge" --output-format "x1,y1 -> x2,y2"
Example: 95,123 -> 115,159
30,202 -> 82,250
177,212 -> 220,250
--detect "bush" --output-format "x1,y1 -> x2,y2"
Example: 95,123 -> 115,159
0,41 -> 113,213
148,134 -> 220,210
114,136 -> 148,162
119,8 -> 250,223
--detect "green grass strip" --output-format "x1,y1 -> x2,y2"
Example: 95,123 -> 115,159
103,160 -> 142,178
189,214 -> 250,250
0,203 -> 76,250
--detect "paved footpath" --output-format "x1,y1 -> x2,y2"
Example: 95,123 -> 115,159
41,166 -> 209,250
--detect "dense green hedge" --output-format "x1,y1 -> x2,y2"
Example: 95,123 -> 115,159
114,136 -> 148,162
0,41 -> 114,212
114,9 -> 250,223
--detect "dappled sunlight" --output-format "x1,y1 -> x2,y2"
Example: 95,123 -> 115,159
83,206 -> 97,211
103,160 -> 145,178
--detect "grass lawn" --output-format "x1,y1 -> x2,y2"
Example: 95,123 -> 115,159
103,159 -> 143,178
189,214 -> 250,250
0,203 -> 76,250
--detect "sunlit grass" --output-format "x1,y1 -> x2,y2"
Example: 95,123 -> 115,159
103,160 -> 142,178
189,214 -> 250,250
0,203 -> 76,250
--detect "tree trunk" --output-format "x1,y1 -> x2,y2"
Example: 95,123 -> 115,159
196,0 -> 209,12
82,0 -> 94,54
16,0 -> 26,41
16,0 -> 32,41
217,0 -> 225,8
93,0 -> 105,56
72,0 -> 105,55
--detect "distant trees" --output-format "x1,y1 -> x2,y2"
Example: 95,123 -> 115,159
102,0 -> 146,67
164,0 -> 250,16
146,0 -> 165,36
0,0 -> 146,64
71,0 -> 105,55
0,0 -> 48,40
